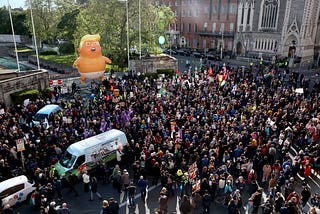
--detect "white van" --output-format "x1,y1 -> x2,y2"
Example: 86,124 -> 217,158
32,104 -> 62,126
0,175 -> 36,208
54,129 -> 128,178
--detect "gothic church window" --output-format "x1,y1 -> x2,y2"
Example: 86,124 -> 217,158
259,0 -> 279,29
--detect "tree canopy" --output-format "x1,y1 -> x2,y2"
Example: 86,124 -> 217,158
1,0 -> 175,68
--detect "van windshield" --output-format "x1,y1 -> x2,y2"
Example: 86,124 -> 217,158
59,151 -> 76,168
33,113 -> 48,121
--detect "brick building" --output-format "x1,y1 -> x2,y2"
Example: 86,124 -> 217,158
159,0 -> 239,55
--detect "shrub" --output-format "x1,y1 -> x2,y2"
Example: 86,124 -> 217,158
40,87 -> 53,100
59,43 -> 75,55
10,89 -> 39,105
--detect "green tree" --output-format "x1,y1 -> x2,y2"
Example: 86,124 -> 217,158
0,7 -> 30,35
73,0 -> 175,69
55,0 -> 79,40
0,7 -> 11,34
25,0 -> 74,45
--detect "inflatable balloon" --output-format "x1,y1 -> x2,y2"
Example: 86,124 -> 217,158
74,34 -> 112,84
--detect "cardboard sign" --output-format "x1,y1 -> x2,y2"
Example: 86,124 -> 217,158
16,138 -> 25,152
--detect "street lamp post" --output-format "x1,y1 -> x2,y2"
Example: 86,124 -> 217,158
220,30 -> 224,60
138,0 -> 141,60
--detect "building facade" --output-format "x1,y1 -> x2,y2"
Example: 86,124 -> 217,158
235,0 -> 320,65
159,0 -> 239,54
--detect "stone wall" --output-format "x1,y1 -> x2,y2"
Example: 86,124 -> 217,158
129,54 -> 178,74
0,34 -> 31,44
0,70 -> 49,105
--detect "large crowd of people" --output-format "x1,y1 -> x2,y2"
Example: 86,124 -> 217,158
0,61 -> 320,214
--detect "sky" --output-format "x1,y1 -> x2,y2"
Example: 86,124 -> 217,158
0,0 -> 26,9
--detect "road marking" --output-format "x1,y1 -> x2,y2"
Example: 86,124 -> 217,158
119,184 -> 161,208
176,196 -> 181,214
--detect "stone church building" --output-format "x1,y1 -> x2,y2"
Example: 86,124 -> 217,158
235,0 -> 320,66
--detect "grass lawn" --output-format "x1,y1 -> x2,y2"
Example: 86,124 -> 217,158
38,54 -> 123,71
39,55 -> 76,67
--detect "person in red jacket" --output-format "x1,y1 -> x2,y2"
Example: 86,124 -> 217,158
304,164 -> 312,183
286,191 -> 300,205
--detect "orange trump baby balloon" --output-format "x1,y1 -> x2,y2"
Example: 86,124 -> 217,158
74,34 -> 112,83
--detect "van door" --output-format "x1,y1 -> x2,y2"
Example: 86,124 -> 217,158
72,155 -> 86,175
0,183 -> 25,207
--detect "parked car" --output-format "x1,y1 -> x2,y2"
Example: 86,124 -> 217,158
206,54 -> 221,61
193,51 -> 205,58
163,48 -> 177,55
176,49 -> 185,56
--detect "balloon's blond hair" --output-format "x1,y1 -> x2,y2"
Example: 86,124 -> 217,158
79,34 -> 100,49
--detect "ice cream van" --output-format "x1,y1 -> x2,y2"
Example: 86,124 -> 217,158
0,175 -> 36,208
54,129 -> 128,178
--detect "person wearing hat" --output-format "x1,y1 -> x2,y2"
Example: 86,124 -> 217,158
108,197 -> 119,214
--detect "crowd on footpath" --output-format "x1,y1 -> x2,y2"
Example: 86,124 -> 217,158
0,60 -> 320,214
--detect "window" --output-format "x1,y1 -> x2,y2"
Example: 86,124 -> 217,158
189,0 -> 192,5
204,22 -> 208,31
175,10 -> 178,17
74,155 -> 85,168
229,23 -> 234,32
241,7 -> 245,24
247,5 -> 251,25
213,5 -> 218,13
181,23 -> 184,32
175,0 -> 179,6
194,23 -> 198,32
221,4 -> 227,13
0,184 -> 24,199
182,9 -> 185,17
169,2 -> 172,6
59,151 -> 77,168
194,8 -> 199,17
212,22 -> 216,32
188,23 -> 192,32
220,23 -> 225,32
204,6 -> 209,14
188,9 -> 192,17
229,3 -> 237,13
228,41 -> 233,51
260,0 -> 279,29
182,0 -> 186,6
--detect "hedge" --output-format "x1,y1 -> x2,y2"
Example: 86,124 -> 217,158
10,89 -> 39,105
156,69 -> 174,76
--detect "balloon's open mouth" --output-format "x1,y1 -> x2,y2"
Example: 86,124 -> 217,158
91,47 -> 96,52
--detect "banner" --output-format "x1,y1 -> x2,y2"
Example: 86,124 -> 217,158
192,179 -> 201,194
